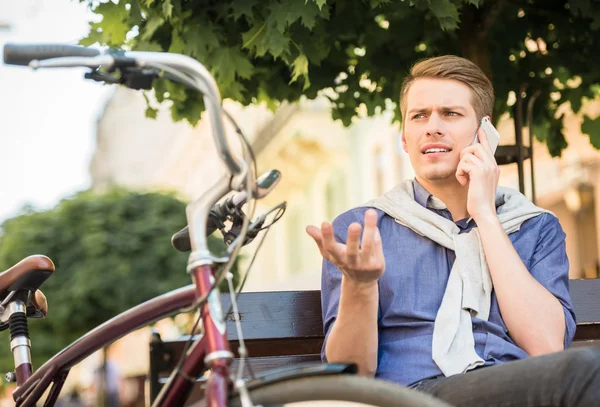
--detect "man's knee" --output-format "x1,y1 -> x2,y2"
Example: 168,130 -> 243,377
563,346 -> 600,374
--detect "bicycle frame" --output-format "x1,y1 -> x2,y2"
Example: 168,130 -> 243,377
12,264 -> 230,407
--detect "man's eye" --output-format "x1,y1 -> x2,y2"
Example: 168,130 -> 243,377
412,114 -> 425,119
446,111 -> 460,117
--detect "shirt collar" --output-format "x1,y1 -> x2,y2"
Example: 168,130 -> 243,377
412,179 -> 431,209
412,179 -> 440,209
412,179 -> 475,226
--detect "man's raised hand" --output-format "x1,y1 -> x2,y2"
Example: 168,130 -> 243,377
306,209 -> 385,285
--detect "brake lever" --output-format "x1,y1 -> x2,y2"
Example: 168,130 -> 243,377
85,67 -> 158,90
223,201 -> 286,251
84,69 -> 120,84
222,208 -> 264,247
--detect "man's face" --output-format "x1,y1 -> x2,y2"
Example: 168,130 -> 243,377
402,78 -> 480,183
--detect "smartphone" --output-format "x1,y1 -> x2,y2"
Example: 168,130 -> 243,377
472,117 -> 500,154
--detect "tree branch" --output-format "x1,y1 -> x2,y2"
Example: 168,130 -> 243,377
477,0 -> 508,41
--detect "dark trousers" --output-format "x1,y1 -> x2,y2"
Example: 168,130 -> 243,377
413,347 -> 600,407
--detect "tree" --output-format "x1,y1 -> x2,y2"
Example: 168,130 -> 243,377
81,0 -> 600,157
0,189 -> 238,370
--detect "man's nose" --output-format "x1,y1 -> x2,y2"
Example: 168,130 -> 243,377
425,115 -> 446,137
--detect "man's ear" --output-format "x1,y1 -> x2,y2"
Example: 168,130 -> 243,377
401,130 -> 408,153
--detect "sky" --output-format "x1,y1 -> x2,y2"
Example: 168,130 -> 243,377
0,0 -> 113,222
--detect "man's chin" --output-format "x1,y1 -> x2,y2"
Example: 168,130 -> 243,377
419,170 -> 457,183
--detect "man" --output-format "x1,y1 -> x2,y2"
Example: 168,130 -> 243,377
306,55 -> 600,406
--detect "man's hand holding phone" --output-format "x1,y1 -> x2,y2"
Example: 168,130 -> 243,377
306,209 -> 386,287
456,116 -> 501,223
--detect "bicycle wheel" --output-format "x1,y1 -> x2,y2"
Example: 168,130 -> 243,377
192,374 -> 453,407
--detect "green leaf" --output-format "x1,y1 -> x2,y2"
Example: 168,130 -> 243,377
171,88 -> 204,125
290,53 -> 310,90
269,0 -> 323,33
264,24 -> 291,59
232,0 -> 259,21
134,40 -> 164,52
429,0 -> 460,31
183,21 -> 220,58
582,114 -> 600,148
162,0 -> 174,20
312,0 -> 327,10
546,117 -> 568,157
141,16 -> 165,41
168,28 -> 185,54
212,47 -> 255,84
92,1 -> 130,45
566,86 -> 585,114
242,22 -> 268,55
222,81 -> 246,101
79,29 -> 104,47
153,78 -> 169,103
242,22 -> 290,59
142,92 -> 158,119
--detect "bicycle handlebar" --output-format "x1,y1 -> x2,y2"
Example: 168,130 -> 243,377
3,43 -> 100,66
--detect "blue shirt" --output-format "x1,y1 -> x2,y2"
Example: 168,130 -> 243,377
321,180 -> 577,387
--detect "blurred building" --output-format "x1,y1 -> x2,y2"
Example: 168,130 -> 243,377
91,88 -> 600,289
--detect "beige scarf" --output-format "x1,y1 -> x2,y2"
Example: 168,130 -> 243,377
364,179 -> 550,376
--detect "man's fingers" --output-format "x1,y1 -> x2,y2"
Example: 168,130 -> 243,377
477,124 -> 495,157
306,225 -> 326,252
456,161 -> 478,186
321,222 -> 346,264
462,152 -> 484,168
371,227 -> 385,270
346,223 -> 361,265
307,225 -> 336,261
361,209 -> 378,254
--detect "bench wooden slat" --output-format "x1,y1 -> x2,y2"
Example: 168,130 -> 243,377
570,278 -> 600,324
221,290 -> 323,341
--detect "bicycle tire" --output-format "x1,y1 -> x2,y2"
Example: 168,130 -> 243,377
192,374 -> 454,407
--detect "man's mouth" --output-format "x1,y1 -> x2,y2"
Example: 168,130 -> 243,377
423,148 -> 451,154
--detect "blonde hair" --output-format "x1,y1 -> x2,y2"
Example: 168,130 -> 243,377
399,55 -> 494,122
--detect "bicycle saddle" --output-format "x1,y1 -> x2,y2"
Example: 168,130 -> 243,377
0,255 -> 54,318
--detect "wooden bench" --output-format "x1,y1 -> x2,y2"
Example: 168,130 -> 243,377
148,278 -> 600,404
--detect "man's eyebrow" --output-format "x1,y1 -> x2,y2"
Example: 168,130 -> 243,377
407,106 -> 468,115
440,105 -> 467,111
407,107 -> 430,115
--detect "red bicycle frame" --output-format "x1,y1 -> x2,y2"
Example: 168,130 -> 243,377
12,264 -> 230,407
154,264 -> 232,406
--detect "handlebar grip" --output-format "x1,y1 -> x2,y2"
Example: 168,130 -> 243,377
3,43 -> 100,66
171,218 -> 220,252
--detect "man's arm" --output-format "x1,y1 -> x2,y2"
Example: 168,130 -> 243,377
477,214 -> 567,356
325,279 -> 379,376
457,126 -> 572,356
307,209 -> 385,377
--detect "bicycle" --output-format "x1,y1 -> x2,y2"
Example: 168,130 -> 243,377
1,43 -> 453,407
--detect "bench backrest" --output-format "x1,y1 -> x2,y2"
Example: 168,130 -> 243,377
148,278 -> 600,403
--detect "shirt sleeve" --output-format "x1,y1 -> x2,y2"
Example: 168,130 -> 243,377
526,213 -> 577,348
320,212 -> 354,362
